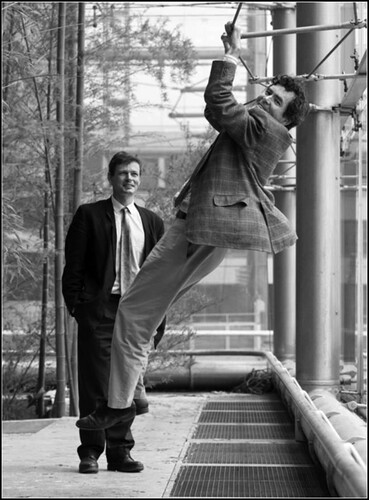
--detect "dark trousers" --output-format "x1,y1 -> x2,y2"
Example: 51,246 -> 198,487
77,295 -> 134,462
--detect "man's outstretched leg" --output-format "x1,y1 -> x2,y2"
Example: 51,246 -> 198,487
76,219 -> 226,430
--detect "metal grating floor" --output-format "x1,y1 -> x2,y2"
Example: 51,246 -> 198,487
199,410 -> 291,424
183,442 -> 316,465
193,423 -> 295,440
166,393 -> 331,498
204,401 -> 285,412
168,465 -> 330,498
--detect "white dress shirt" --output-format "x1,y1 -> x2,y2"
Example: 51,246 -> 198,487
111,196 -> 145,295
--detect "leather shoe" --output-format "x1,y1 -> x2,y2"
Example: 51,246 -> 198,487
76,402 -> 136,431
79,456 -> 98,474
134,398 -> 149,415
108,452 -> 144,473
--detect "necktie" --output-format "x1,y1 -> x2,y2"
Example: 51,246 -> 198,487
119,207 -> 134,295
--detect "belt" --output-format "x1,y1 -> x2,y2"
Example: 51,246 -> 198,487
176,210 -> 187,220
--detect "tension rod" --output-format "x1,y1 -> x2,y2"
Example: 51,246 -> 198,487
307,28 -> 355,78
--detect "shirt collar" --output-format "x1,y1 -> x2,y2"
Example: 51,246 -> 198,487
111,195 -> 136,214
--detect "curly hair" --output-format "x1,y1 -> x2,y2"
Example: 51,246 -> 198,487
271,75 -> 309,129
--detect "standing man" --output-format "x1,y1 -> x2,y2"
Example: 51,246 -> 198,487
76,22 -> 309,431
62,151 -> 165,474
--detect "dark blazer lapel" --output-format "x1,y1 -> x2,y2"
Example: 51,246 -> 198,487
104,198 -> 117,265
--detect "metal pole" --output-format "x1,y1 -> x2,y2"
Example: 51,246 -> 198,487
251,73 -> 364,84
55,1 -> 66,417
240,19 -> 366,39
244,5 -> 270,335
272,5 -> 297,361
245,6 -> 268,101
265,352 -> 367,498
355,119 -> 364,397
123,2 -> 131,145
225,3 -> 257,79
296,3 -> 341,392
340,3 -> 357,364
230,2 -> 242,29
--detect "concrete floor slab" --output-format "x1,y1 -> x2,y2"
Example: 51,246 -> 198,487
2,393 -> 208,499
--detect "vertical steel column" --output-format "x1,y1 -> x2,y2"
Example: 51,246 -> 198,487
245,5 -> 268,101
272,5 -> 297,361
340,3 -> 357,363
296,3 -> 341,391
246,6 -> 270,329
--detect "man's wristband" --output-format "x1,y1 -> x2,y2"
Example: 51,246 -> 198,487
223,54 -> 239,65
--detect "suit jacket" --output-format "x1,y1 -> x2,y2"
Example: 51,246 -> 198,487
185,60 -> 297,254
62,198 -> 165,340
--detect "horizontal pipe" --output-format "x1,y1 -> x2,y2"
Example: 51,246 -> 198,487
238,20 -> 366,39
169,104 -> 358,119
180,85 -> 247,93
265,352 -> 367,498
148,347 -> 367,496
146,350 -> 267,391
100,47 -> 228,62
309,389 -> 367,465
169,112 -> 203,118
163,349 -> 266,356
251,73 -> 366,84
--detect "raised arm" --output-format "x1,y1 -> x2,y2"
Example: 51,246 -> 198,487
204,22 -> 242,132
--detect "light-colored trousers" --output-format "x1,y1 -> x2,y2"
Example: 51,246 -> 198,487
108,218 -> 227,408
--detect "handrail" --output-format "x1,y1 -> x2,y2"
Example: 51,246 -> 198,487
264,351 -> 367,498
148,348 -> 367,495
157,349 -> 367,496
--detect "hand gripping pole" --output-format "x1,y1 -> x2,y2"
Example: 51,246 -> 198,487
223,3 -> 258,81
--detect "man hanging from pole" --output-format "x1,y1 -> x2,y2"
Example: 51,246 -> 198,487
76,20 -> 309,432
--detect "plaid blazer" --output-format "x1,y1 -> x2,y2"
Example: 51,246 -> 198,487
185,60 -> 297,254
